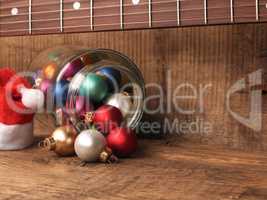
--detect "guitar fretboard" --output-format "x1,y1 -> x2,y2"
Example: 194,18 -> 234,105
0,0 -> 267,36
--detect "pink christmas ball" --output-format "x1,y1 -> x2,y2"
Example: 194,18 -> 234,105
75,96 -> 94,117
40,79 -> 53,95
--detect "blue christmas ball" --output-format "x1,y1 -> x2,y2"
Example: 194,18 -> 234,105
54,80 -> 69,107
97,67 -> 121,92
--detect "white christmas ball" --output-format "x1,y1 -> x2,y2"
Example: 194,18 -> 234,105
20,88 -> 44,111
105,93 -> 132,117
74,129 -> 106,162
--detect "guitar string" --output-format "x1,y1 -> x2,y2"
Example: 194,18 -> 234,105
0,0 -> 235,11
0,14 -> 265,34
0,2 -> 264,22
0,0 -> 263,15
0,8 -> 244,25
0,1 -> 264,32
0,0 -> 79,9
0,0 -> 195,11
0,10 -> 176,25
1,0 -> 181,18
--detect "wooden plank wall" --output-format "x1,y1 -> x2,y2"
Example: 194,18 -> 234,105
0,23 -> 266,152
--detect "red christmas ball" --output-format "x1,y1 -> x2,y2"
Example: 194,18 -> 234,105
93,105 -> 123,134
107,127 -> 137,157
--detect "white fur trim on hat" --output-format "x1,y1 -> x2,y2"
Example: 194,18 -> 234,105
0,122 -> 33,150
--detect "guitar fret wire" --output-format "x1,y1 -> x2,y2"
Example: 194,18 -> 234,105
230,0 -> 234,23
120,0 -> 123,29
149,0 -> 152,27
256,0 -> 259,21
0,4 -> 263,26
1,14 -> 265,34
0,0 -> 63,9
0,0 -> 178,18
28,0 -> 32,34
0,0 -> 97,10
0,0 -> 178,12
204,0 -> 207,24
0,2 -> 263,19
0,9 -> 215,25
177,0 -> 180,26
60,0 -> 63,32
0,9 -> 203,25
90,0 -> 93,30
0,0 -> 262,13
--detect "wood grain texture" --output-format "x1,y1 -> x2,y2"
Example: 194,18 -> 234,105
0,137 -> 267,200
0,23 -> 266,152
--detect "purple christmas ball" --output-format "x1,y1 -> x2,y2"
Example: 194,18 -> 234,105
75,96 -> 94,117
62,58 -> 84,79
40,79 -> 53,95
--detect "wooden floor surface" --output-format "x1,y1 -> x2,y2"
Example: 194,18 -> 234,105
0,138 -> 267,200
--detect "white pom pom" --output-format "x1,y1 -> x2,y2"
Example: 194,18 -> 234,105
20,88 -> 44,111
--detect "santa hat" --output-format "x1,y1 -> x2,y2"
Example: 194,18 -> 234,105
0,68 -> 44,150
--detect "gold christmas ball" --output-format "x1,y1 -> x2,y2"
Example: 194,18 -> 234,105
40,125 -> 78,156
80,54 -> 92,65
42,62 -> 57,80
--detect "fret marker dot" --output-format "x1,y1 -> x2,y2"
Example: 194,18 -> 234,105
132,0 -> 140,5
73,2 -> 81,10
11,8 -> 18,16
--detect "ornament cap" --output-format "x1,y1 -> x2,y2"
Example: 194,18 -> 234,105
99,147 -> 118,163
84,112 -> 94,124
39,137 -> 56,151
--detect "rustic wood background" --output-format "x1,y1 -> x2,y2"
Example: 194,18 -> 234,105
0,23 -> 266,152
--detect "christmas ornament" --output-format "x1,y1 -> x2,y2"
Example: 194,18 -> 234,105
97,67 -> 121,92
92,105 -> 123,134
79,73 -> 108,103
80,54 -> 92,65
105,92 -> 132,117
42,63 -> 57,80
54,80 -> 69,107
0,68 -> 36,150
62,58 -> 84,79
75,96 -> 94,118
107,127 -> 137,157
74,129 -> 117,163
40,125 -> 78,156
40,79 -> 53,95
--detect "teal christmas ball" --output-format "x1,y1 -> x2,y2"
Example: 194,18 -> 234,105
80,73 -> 108,103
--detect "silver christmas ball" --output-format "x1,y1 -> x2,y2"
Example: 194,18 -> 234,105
74,129 -> 106,162
105,92 -> 132,117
